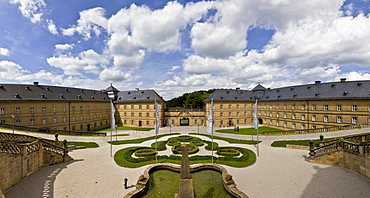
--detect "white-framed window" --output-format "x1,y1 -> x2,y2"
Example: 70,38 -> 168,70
312,115 -> 316,122
236,112 -> 240,116
42,118 -> 46,124
146,121 -> 150,125
80,106 -> 83,111
146,105 -> 150,109
324,116 -> 328,123
146,113 -> 149,117
229,112 -> 232,117
94,114 -> 97,119
264,112 -> 267,116
123,105 -> 126,110
270,113 -> 273,117
270,105 -> 272,109
292,104 -> 296,110
292,124 -> 296,129
139,105 -> 142,109
352,117 -> 357,124
63,106 -> 67,113
312,105 -> 316,111
283,114 -> 286,119
237,104 -> 240,109
72,116 -> 75,122
139,113 -> 142,117
229,105 -> 232,109
15,107 -> 20,114
337,105 -> 342,111
220,105 -> 223,109
302,125 -> 306,129
72,106 -> 75,112
244,104 -> 247,109
284,122 -> 287,127
131,120 -> 134,124
244,119 -> 247,123
276,122 -> 279,126
131,105 -> 134,110
337,116 -> 342,123
16,119 -> 21,125
124,120 -> 127,124
131,113 -> 134,117
301,105 -> 305,110
53,106 -> 57,113
63,117 -> 66,122
42,107 -> 46,113
276,113 -> 279,118
312,126 -> 316,129
324,104 -> 328,111
87,106 -> 90,111
30,107 -> 34,114
244,112 -> 247,116
302,115 -> 305,120
80,116 -> 83,121
276,105 -> 279,109
352,105 -> 357,112
220,112 -> 223,117
30,119 -> 34,125
0,108 -> 5,115
124,112 -> 127,117
292,114 -> 296,119
284,104 -> 287,110
53,117 -> 57,123
236,120 -> 240,124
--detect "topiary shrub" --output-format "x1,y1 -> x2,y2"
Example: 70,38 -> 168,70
134,148 -> 157,157
216,148 -> 240,156
177,135 -> 193,141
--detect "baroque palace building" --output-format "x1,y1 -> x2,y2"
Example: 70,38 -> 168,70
0,78 -> 369,132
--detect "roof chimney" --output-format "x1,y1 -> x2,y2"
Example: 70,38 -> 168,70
33,82 -> 39,86
340,78 -> 346,82
236,87 -> 240,91
135,88 -> 139,91
315,81 -> 321,85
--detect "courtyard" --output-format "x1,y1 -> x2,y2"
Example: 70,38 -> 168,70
3,126 -> 370,198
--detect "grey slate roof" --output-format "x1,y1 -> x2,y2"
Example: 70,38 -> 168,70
204,89 -> 255,102
204,80 -> 370,102
115,89 -> 164,103
0,83 -> 109,102
261,80 -> 370,101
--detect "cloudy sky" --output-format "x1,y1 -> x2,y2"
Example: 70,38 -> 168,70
0,0 -> 369,99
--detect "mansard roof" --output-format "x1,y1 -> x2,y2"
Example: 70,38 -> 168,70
204,88 -> 255,102
0,83 -> 109,102
115,89 -> 165,103
261,79 -> 370,101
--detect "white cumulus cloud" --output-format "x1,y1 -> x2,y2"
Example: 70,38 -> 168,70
0,48 -> 10,56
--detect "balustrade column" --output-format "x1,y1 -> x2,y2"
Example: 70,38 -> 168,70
309,140 -> 315,160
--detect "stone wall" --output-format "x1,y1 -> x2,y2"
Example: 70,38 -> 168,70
0,141 -> 68,192
310,151 -> 370,180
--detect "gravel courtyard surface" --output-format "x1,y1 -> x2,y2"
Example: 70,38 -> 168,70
3,126 -> 370,198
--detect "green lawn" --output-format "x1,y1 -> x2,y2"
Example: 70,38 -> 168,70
215,126 -> 283,135
58,141 -> 99,148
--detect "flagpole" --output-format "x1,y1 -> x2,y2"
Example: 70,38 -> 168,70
155,100 -> 158,164
256,99 -> 259,157
211,99 -> 214,164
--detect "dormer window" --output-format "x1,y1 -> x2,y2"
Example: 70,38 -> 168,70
128,92 -> 130,94
25,86 -> 29,89
220,96 -> 223,99
77,95 -> 82,99
45,87 -> 50,90
60,94 -> 64,98
15,93 -> 19,98
315,93 -> 319,96
80,89 -> 84,93
91,96 -> 95,99
133,97 -> 136,99
146,96 -> 150,99
331,84 -> 336,87
343,91 -> 348,95
307,86 -> 311,89
290,88 -> 294,91
40,94 -> 45,98
357,82 -> 362,86
65,88 -> 68,92
293,94 -> 297,97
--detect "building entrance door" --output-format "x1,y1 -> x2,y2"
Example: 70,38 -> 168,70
138,121 -> 142,127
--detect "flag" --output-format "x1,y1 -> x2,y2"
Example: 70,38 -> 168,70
110,100 -> 116,130
155,100 -> 160,134
253,99 -> 258,129
207,99 -> 213,133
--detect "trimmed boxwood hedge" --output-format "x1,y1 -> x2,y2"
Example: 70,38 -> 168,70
172,143 -> 199,155
167,140 -> 180,146
134,148 -> 157,157
216,148 -> 240,157
190,141 -> 204,146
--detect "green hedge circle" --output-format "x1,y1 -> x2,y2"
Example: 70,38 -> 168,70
167,140 -> 180,146
134,148 -> 157,157
178,135 -> 192,141
191,141 -> 204,146
216,148 -> 240,157
172,143 -> 199,155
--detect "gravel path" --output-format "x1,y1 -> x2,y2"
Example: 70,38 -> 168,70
3,126 -> 370,198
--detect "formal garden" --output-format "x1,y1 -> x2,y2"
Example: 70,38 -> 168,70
112,134 -> 257,168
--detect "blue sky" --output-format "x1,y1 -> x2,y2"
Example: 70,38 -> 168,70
0,0 -> 370,99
